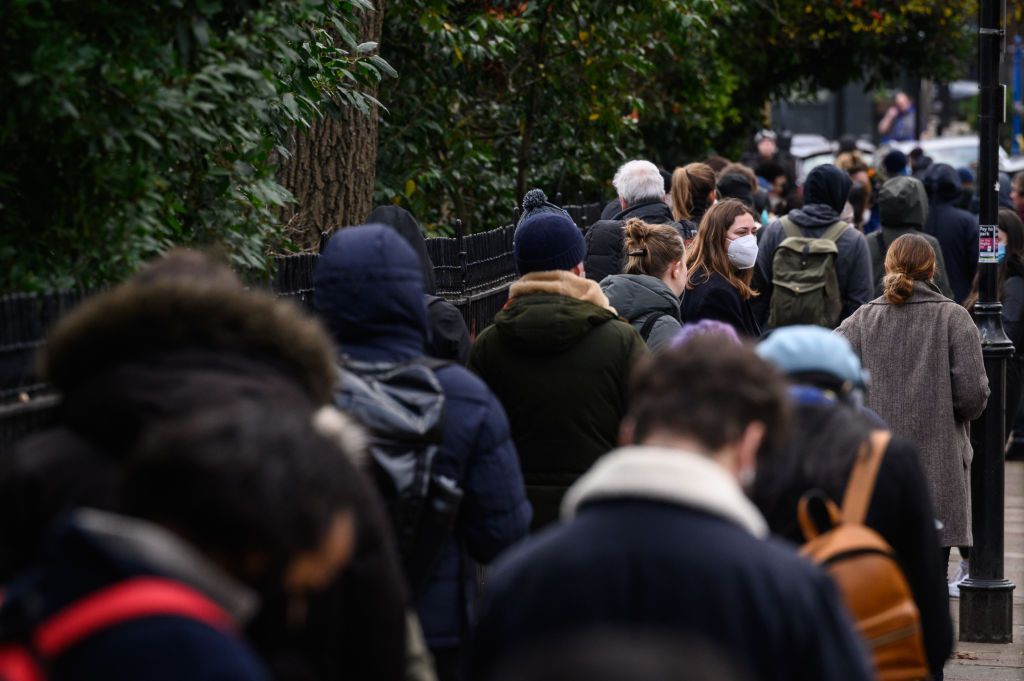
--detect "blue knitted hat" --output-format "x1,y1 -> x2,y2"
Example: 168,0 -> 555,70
513,210 -> 585,275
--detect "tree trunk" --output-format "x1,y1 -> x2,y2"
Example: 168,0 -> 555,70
278,2 -> 386,249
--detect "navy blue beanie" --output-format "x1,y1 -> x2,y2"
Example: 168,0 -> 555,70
514,211 -> 585,275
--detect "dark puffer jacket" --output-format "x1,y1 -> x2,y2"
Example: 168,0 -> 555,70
923,164 -> 980,304
866,176 -> 953,299
0,275 -> 409,681
313,224 -> 531,652
469,284 -> 647,528
599,274 -> 681,350
584,201 -> 683,283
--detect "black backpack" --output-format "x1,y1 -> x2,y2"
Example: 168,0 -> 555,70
334,356 -> 463,596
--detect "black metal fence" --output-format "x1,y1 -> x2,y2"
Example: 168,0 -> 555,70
0,198 -> 607,450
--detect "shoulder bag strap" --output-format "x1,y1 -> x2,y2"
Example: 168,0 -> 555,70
780,216 -> 801,239
820,220 -> 849,243
840,430 -> 891,525
639,313 -> 663,342
34,577 -> 233,657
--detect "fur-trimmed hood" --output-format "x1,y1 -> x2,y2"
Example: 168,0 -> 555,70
41,279 -> 337,405
561,446 -> 768,538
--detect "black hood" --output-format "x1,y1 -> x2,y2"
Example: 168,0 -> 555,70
366,205 -> 437,295
923,164 -> 962,204
803,165 -> 853,213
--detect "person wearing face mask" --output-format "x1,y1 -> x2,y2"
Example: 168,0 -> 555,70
599,219 -> 686,350
681,199 -> 762,337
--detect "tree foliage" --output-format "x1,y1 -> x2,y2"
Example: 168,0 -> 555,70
375,0 -> 735,232
375,0 -> 976,233
0,0 -> 389,292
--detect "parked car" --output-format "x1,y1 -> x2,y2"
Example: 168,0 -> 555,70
882,135 -> 1024,176
791,137 -> 877,185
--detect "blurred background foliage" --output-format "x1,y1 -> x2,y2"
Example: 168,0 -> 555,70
1,0 -> 978,288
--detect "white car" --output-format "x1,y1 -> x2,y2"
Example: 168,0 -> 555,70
883,136 -> 1024,175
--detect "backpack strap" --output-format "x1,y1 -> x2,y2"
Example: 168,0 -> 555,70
34,577 -> 233,657
638,314 -> 664,342
840,430 -> 891,526
820,220 -> 849,244
780,216 -> 801,239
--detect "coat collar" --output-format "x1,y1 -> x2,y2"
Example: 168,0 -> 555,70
560,446 -> 769,538
73,509 -> 259,625
871,279 -> 946,305
509,270 -> 618,314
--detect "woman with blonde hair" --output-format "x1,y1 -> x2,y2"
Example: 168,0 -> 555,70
681,198 -> 761,337
837,233 -> 989,582
600,218 -> 685,350
671,163 -> 717,244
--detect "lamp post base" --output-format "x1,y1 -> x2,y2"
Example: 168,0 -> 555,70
959,578 -> 1015,643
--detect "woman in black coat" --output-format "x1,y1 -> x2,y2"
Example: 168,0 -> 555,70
753,327 -> 953,679
681,199 -> 761,337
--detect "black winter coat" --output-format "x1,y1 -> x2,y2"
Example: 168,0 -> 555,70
468,447 -> 874,681
584,201 -> 682,283
681,272 -> 761,337
750,396 -> 953,676
923,165 -> 979,303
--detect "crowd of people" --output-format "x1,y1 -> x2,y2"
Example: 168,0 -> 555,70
0,132 -> 1018,681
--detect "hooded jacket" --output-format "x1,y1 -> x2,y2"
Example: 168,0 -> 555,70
599,274 -> 682,351
754,165 -> 874,326
584,200 -> 683,283
923,164 -> 980,303
468,271 -> 647,529
367,205 -> 471,365
866,177 -> 954,299
467,446 -> 874,681
313,225 -> 531,651
2,275 -> 410,681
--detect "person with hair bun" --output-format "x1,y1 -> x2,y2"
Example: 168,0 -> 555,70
671,163 -> 717,243
837,233 -> 989,582
599,218 -> 685,350
681,199 -> 762,337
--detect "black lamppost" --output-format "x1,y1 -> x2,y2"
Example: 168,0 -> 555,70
960,0 -> 1016,643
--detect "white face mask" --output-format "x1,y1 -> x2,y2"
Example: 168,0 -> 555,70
727,234 -> 758,270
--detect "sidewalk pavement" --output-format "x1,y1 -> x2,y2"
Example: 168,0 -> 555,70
944,460 -> 1024,680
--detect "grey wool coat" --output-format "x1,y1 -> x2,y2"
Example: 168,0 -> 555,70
837,282 -> 989,546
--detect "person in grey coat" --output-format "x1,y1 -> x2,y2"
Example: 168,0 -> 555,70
837,233 -> 989,554
599,218 -> 685,350
753,164 -> 873,327
867,176 -> 954,299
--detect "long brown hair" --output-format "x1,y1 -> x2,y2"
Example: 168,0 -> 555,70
685,199 -> 759,299
671,163 -> 717,223
623,218 -> 684,278
883,233 -> 935,305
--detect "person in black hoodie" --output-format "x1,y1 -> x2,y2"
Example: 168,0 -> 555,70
923,164 -> 979,304
753,326 -> 953,680
366,205 -> 471,364
585,160 -> 684,282
754,164 -> 873,326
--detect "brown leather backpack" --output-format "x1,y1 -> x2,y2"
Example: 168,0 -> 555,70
798,431 -> 930,681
